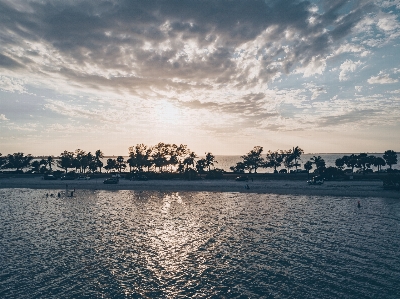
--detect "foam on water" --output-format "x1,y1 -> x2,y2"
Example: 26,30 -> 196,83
1,189 -> 400,298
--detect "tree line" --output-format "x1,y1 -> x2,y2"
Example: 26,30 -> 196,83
0,143 -> 218,175
0,145 -> 398,176
230,146 -> 305,173
230,147 -> 398,175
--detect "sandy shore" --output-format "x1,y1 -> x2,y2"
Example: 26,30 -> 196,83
0,176 -> 399,198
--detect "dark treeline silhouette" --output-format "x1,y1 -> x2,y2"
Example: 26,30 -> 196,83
0,147 -> 398,178
0,143 -> 220,178
229,147 -> 398,176
230,146 -> 305,174
0,152 -> 33,172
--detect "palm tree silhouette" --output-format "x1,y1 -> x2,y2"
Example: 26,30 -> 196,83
95,150 -> 104,172
183,151 -> 198,170
47,156 -> 54,171
304,161 -> 313,178
310,156 -> 325,174
291,146 -> 304,170
205,152 -> 217,172
265,150 -> 283,173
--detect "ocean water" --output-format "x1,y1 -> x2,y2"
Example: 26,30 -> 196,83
1,189 -> 400,298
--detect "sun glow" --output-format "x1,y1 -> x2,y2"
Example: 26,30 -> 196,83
155,100 -> 183,125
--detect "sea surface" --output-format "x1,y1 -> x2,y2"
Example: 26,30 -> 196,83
1,189 -> 400,298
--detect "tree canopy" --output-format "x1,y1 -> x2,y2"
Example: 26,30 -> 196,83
240,146 -> 264,173
5,153 -> 33,171
383,150 -> 398,169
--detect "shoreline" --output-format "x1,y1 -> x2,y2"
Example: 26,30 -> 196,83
1,177 -> 399,199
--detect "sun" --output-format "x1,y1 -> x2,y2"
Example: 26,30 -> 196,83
155,100 -> 182,125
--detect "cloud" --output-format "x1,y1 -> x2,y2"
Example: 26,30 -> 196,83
368,72 -> 399,84
303,83 -> 326,100
339,59 -> 362,81
0,0 -> 378,99
0,76 -> 27,93
180,92 -> 278,127
387,89 -> 400,94
44,99 -> 113,122
377,13 -> 400,32
378,0 -> 400,9
318,109 -> 378,127
331,43 -> 370,57
4,0 -> 400,141
0,114 -> 9,121
0,53 -> 23,69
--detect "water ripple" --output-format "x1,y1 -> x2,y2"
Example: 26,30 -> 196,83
1,189 -> 400,298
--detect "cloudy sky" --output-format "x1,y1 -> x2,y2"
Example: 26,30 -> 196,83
0,0 -> 399,156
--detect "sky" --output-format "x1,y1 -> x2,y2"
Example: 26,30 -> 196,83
0,0 -> 400,156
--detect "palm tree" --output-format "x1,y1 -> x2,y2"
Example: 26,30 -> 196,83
95,149 -> 104,173
88,161 -> 97,173
80,152 -> 94,173
58,151 -> 74,173
39,158 -> 48,169
104,158 -> 117,173
74,149 -> 86,173
169,154 -> 179,172
205,152 -> 218,172
47,156 -> 54,171
291,146 -> 304,170
383,150 -> 398,170
116,156 -> 126,173
373,157 -> 386,172
127,156 -> 135,173
152,151 -> 167,172
0,153 -> 5,169
183,151 -> 198,171
151,143 -> 168,172
335,158 -> 345,170
72,158 -> 81,173
31,160 -> 41,172
97,160 -> 104,173
265,150 -> 283,173
282,149 -> 294,172
310,156 -> 326,174
304,161 -> 313,178
95,149 -> 104,161
230,162 -> 246,173
128,144 -> 151,172
356,153 -> 370,173
343,154 -> 357,173
6,153 -> 33,171
196,158 -> 207,174
241,146 -> 265,173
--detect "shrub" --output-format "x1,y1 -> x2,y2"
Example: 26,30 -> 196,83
322,166 -> 345,180
382,174 -> 400,190
205,168 -> 224,179
183,168 -> 198,180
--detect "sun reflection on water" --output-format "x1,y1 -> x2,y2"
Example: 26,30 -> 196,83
2,189 -> 400,298
146,192 -> 200,297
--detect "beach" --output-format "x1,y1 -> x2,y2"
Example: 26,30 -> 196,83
0,176 -> 399,198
